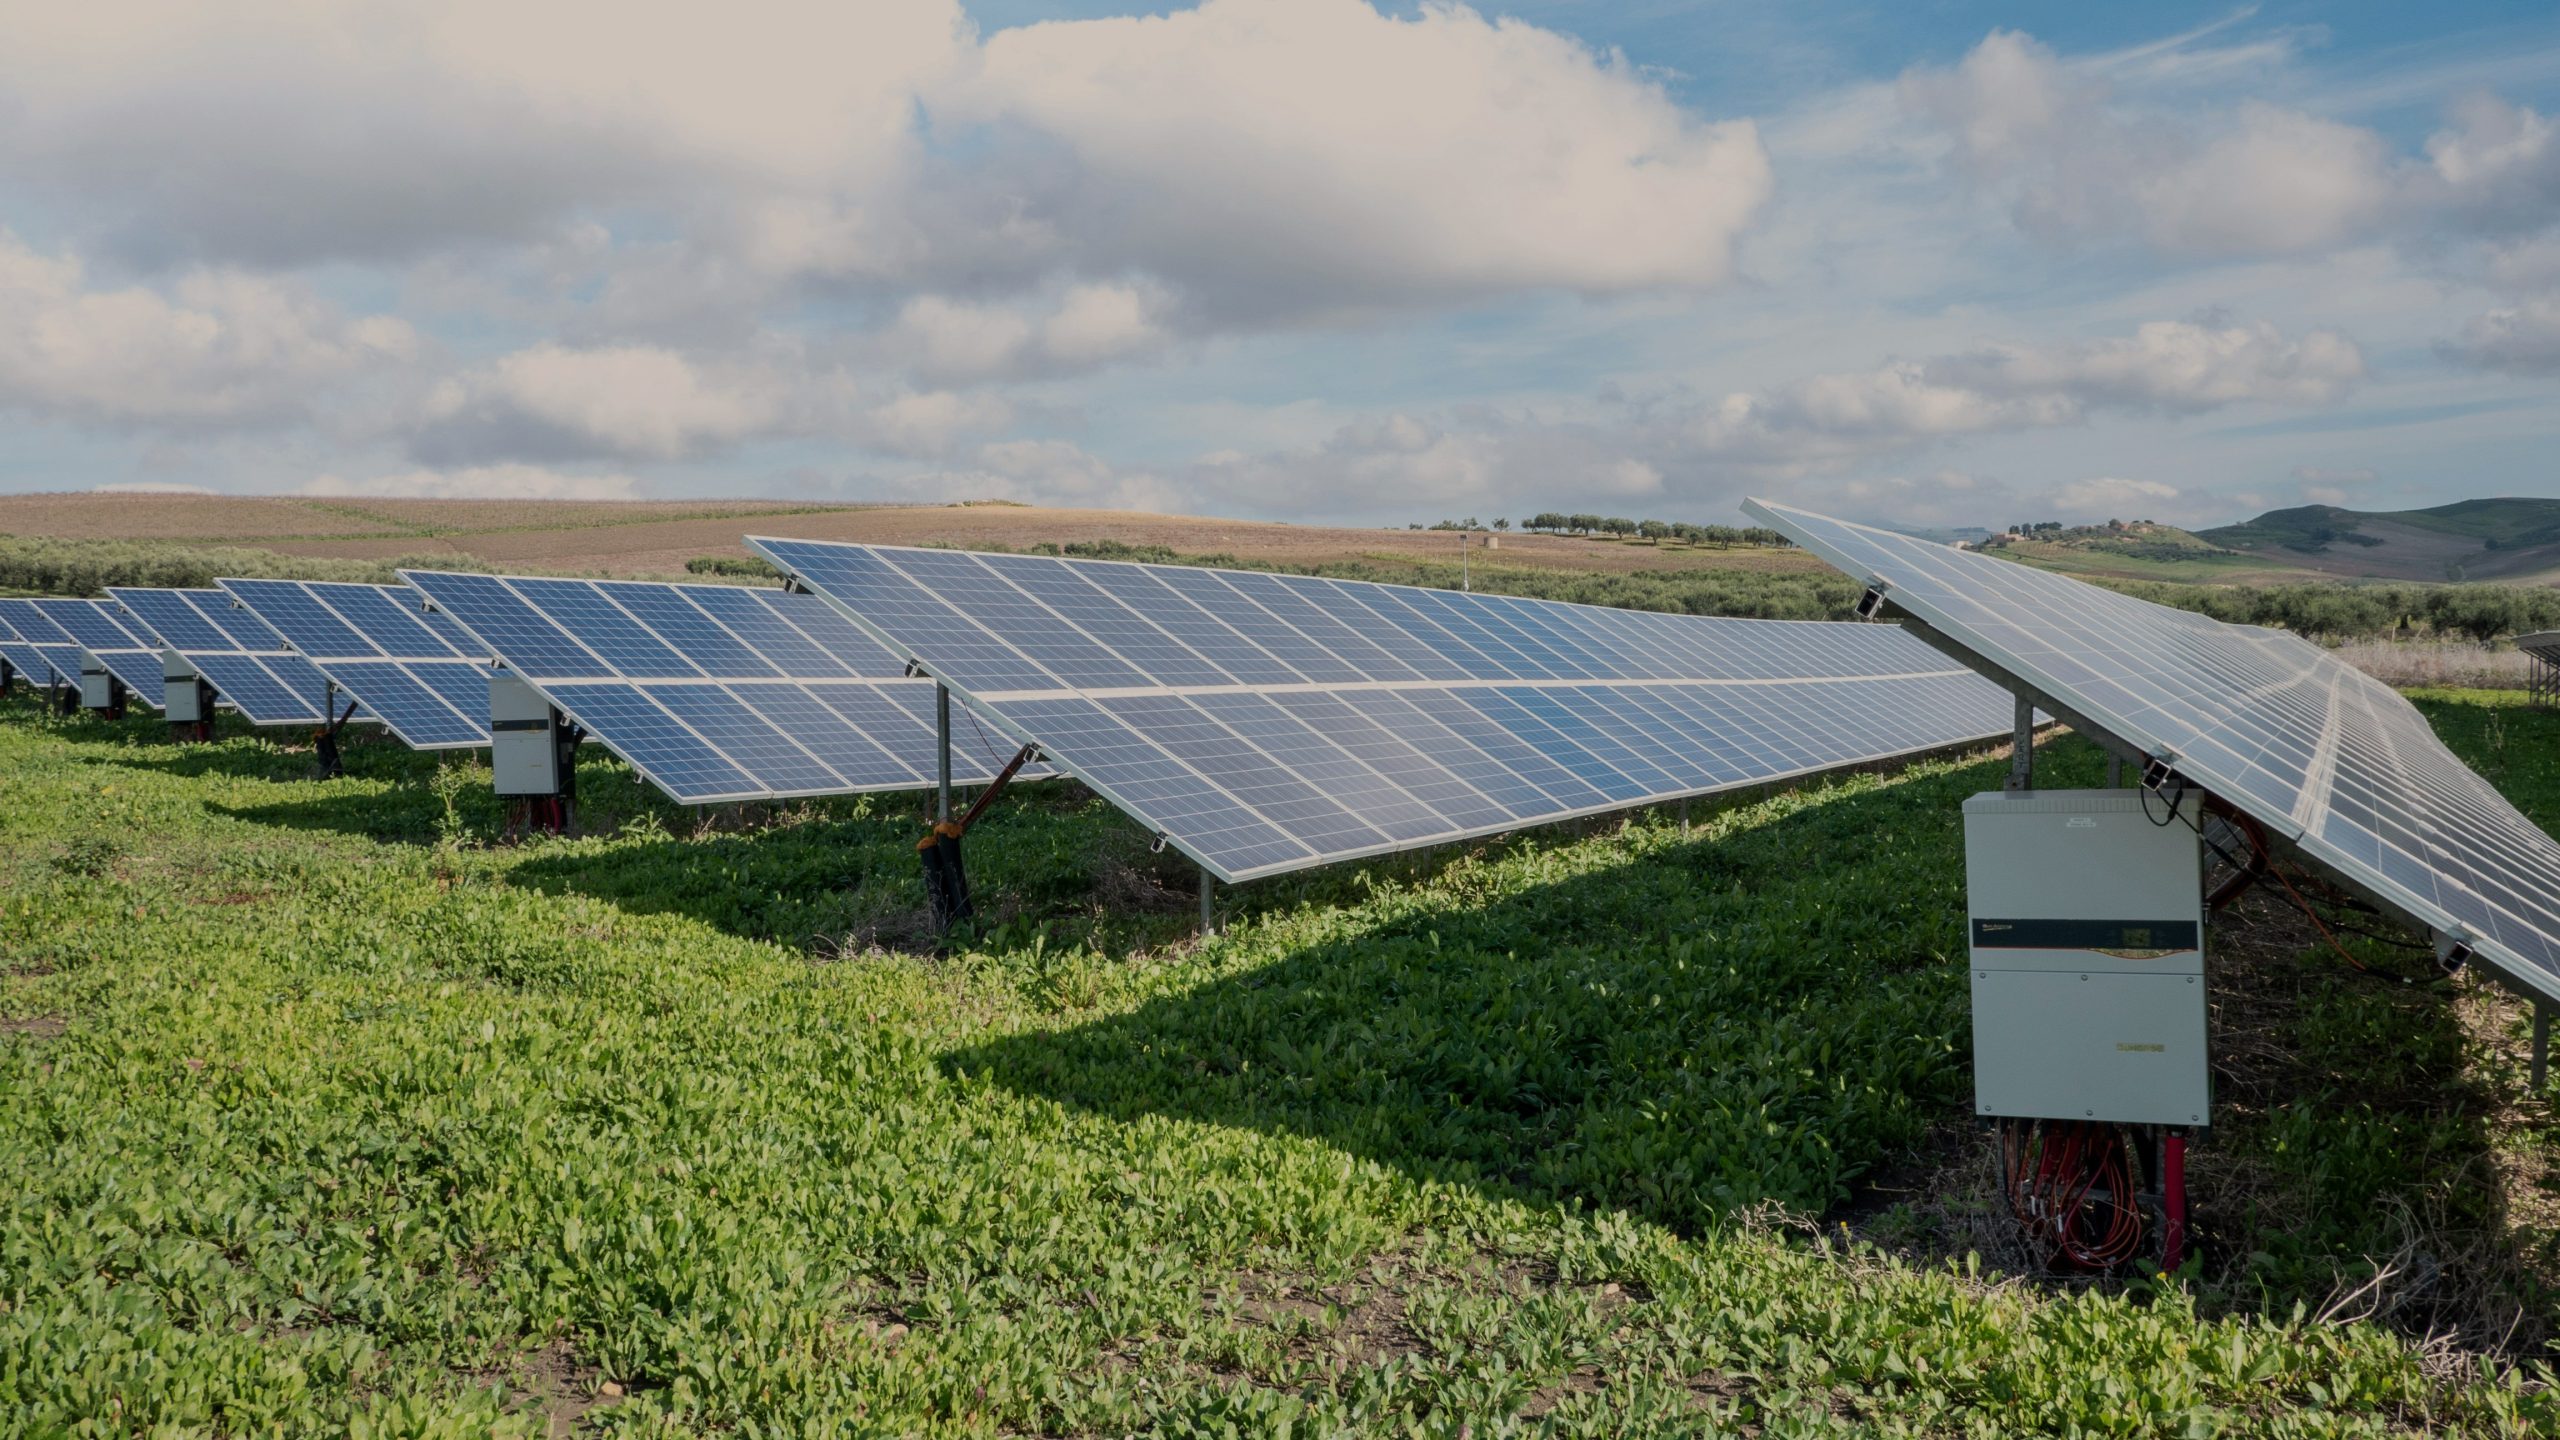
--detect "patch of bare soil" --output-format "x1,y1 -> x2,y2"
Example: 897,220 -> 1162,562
1,1015 -> 66,1039
506,1338 -> 626,1437
1161,1243 -> 1668,1417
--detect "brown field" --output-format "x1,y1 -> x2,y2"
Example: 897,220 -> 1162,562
0,493 -> 1826,580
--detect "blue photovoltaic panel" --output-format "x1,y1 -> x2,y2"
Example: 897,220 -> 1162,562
1744,497 -> 2560,1009
0,600 -> 81,689
0,608 -> 53,690
751,537 -> 2016,882
108,587 -> 340,726
219,579 -> 490,750
22,598 -> 165,707
397,571 -> 1044,804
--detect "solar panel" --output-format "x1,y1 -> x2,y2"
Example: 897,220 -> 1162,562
748,538 -> 2017,882
0,607 -> 55,691
107,587 -> 343,726
218,580 -> 489,750
0,600 -> 83,690
395,571 -> 1042,802
1743,497 -> 2560,1009
5,598 -> 166,706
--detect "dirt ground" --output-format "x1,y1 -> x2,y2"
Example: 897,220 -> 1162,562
0,494 -> 1825,579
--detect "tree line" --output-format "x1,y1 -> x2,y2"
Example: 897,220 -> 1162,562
1480,514 -> 1794,547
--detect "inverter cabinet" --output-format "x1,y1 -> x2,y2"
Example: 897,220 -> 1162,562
490,672 -> 565,795
1964,789 -> 2208,1127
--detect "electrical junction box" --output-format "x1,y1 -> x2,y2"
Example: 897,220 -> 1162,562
162,651 -> 206,723
78,650 -> 119,710
1964,789 -> 2208,1127
490,672 -> 564,795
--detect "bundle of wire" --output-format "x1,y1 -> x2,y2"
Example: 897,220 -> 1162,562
1999,1119 -> 2146,1269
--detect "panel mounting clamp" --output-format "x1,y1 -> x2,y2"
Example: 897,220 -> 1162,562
2434,929 -> 2475,973
1856,578 -> 1893,621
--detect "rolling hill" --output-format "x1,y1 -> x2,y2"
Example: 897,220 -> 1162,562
2198,497 -> 2560,583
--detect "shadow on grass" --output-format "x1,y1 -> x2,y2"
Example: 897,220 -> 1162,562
942,744 -> 2070,1231
943,728 -> 2560,1341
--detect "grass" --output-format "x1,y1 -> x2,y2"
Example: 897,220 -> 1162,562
0,688 -> 2556,1434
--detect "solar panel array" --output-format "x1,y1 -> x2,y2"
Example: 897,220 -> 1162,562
750,537 -> 2017,882
0,601 -> 81,689
109,587 -> 343,726
0,606 -> 58,689
2,599 -> 164,705
1743,497 -> 2560,1007
398,571 -> 1045,802
220,580 -> 491,749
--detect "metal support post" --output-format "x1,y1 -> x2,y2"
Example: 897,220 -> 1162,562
2005,695 -> 2035,792
935,684 -> 952,823
2534,1001 -> 2551,1093
1200,866 -> 1216,936
1679,796 -> 1691,837
2107,756 -> 2124,788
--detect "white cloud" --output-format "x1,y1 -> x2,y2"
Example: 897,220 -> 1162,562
891,281 -> 1173,382
2132,106 -> 2394,255
1040,281 -> 1171,366
962,0 -> 1772,311
2439,295 -> 2560,374
858,389 -> 1015,459
300,463 -> 644,500
1681,319 -> 2363,472
413,344 -> 784,462
1902,31 -> 2394,256
0,233 -> 414,426
893,296 -> 1036,384
2424,95 -> 2560,232
90,481 -> 219,495
0,2 -> 973,266
2052,475 -> 2180,516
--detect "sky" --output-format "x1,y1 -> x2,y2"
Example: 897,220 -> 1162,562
1,1 -> 2557,533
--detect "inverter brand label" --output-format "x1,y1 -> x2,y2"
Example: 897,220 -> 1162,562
1971,917 -> 2200,959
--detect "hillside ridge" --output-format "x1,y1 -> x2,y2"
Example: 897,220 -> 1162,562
2197,496 -> 2560,582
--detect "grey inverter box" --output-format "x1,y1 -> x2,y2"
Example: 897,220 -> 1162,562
161,651 -> 206,723
78,651 -> 118,710
1963,789 -> 2208,1127
489,672 -> 562,795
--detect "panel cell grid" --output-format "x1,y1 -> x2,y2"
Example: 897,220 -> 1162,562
109,587 -> 341,725
397,570 -> 1045,804
752,536 -> 2018,882
1745,496 -> 2560,1008
220,580 -> 489,749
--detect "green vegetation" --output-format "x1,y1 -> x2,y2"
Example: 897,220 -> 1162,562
2104,579 -> 2560,644
1512,514 -> 1793,548
0,535 -> 505,593
681,554 -> 785,583
1,687 -> 2554,1433
0,535 -> 719,594
2202,506 -> 2389,555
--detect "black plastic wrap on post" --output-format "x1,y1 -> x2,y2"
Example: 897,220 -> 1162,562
920,825 -> 973,932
